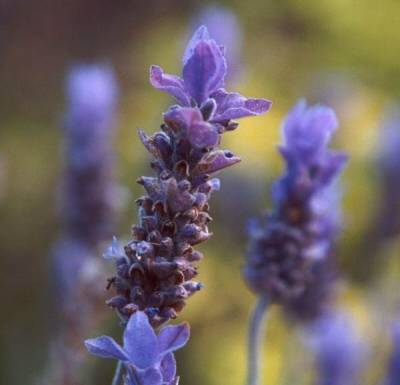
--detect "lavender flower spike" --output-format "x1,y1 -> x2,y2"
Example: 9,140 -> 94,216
245,100 -> 347,303
106,26 -> 270,328
150,26 -> 271,130
85,311 -> 189,385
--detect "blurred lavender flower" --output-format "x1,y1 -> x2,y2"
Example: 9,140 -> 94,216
382,319 -> 400,385
307,311 -> 364,385
190,5 -> 242,82
106,26 -> 270,328
85,311 -> 189,385
62,64 -> 118,244
54,64 -> 119,304
245,100 -> 347,303
47,64 -> 119,385
375,108 -> 400,239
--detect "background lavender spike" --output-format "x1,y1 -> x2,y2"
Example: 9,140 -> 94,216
244,101 -> 347,385
352,107 -> 400,282
47,64 -> 119,385
374,108 -> 400,238
244,100 -> 347,304
106,26 -> 270,328
306,311 -> 365,385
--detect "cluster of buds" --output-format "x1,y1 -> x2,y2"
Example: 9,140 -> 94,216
104,26 -> 271,327
244,100 -> 347,305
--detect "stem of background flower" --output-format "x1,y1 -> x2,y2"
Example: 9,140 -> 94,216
111,361 -> 123,385
247,295 -> 270,385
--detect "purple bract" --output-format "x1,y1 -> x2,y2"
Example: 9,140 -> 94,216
85,311 -> 189,385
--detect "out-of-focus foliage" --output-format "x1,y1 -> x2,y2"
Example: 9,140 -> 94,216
1,1 -> 400,385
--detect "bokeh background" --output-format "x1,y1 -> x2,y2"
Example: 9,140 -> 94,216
1,0 -> 400,384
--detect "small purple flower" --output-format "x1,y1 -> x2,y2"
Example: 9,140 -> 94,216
150,26 -> 271,128
307,312 -> 364,385
85,311 -> 189,385
245,100 -> 347,304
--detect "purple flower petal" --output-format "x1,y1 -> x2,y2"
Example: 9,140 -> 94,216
150,65 -> 190,106
283,100 -> 338,163
158,323 -> 190,355
164,107 -> 219,149
84,336 -> 129,361
103,236 -> 124,260
160,352 -> 177,383
193,149 -> 241,175
182,25 -> 210,65
187,119 -> 219,149
182,36 -> 227,105
211,89 -> 271,122
123,311 -> 159,369
318,152 -> 348,185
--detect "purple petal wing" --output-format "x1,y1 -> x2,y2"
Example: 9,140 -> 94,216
193,149 -> 241,176
160,352 -> 177,383
158,323 -> 190,355
123,311 -> 159,369
182,39 -> 227,105
182,25 -> 210,65
211,89 -> 271,122
150,65 -> 190,106
84,336 -> 129,361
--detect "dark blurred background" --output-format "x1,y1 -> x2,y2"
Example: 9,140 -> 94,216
1,0 -> 400,384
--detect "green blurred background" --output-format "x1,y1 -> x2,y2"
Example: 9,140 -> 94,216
1,0 -> 400,384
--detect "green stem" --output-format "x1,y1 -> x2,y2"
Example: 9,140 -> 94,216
247,295 -> 270,385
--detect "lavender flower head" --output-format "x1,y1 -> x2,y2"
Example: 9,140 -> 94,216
85,311 -> 189,385
307,311 -> 364,385
105,26 -> 271,327
245,100 -> 347,303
